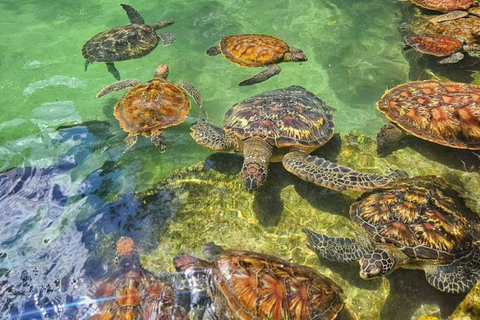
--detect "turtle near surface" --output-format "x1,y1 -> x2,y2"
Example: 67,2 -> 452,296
191,85 -> 404,192
402,0 -> 476,13
82,4 -> 175,80
206,34 -> 307,86
376,80 -> 480,155
97,64 -> 202,153
304,176 -> 480,294
173,243 -> 345,320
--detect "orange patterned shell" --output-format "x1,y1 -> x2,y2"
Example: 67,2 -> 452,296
219,34 -> 290,67
350,176 -> 479,261
377,80 -> 480,149
114,79 -> 191,137
414,15 -> 480,45
411,0 -> 475,12
210,250 -> 344,320
404,34 -> 462,57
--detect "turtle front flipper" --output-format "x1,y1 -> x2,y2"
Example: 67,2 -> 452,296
206,45 -> 221,56
120,4 -> 145,24
283,151 -> 396,191
376,122 -> 405,156
151,131 -> 166,153
424,243 -> 480,294
176,81 -> 203,106
106,62 -> 121,81
241,137 -> 273,191
303,228 -> 370,263
238,65 -> 281,86
438,52 -> 465,64
190,121 -> 234,151
96,79 -> 142,98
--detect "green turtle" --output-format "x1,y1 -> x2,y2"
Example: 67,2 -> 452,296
82,4 -> 175,80
190,85 -> 403,192
304,176 -> 480,294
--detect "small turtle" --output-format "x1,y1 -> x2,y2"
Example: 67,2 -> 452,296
173,243 -> 345,320
304,176 -> 480,294
206,34 -> 307,86
82,4 -> 175,80
191,85 -> 401,192
376,80 -> 480,154
97,64 -> 202,153
403,33 -> 472,63
86,237 -> 189,319
401,0 -> 475,12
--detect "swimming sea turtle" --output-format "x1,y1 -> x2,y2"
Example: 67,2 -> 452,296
206,34 -> 307,86
173,242 -> 345,320
82,4 -> 175,80
376,80 -> 480,154
97,64 -> 202,153
401,0 -> 475,12
191,85 -> 401,192
86,237 -> 189,319
303,176 -> 480,294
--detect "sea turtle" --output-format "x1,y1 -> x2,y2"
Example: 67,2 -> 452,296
86,237 -> 189,319
173,242 -> 345,320
376,80 -> 480,154
82,4 -> 175,80
206,34 -> 307,86
97,64 -> 202,153
401,0 -> 475,13
303,176 -> 480,294
191,85 -> 402,192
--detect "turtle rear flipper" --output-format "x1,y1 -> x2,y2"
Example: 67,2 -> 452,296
425,243 -> 480,294
106,62 -> 121,81
159,31 -> 176,46
120,4 -> 145,24
151,132 -> 166,153
283,151 -> 395,192
206,45 -> 221,56
238,64 -> 281,86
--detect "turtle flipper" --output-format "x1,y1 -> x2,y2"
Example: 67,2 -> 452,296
96,79 -> 142,98
376,122 -> 405,156
120,4 -> 145,24
158,31 -> 176,46
283,151 -> 395,192
424,243 -> 480,294
124,133 -> 138,152
151,132 -> 166,153
438,52 -> 464,64
203,305 -> 222,320
190,121 -> 233,151
303,228 -> 369,263
206,45 -> 221,56
106,62 -> 121,81
85,60 -> 91,72
202,242 -> 225,260
238,65 -> 281,86
175,81 -> 203,106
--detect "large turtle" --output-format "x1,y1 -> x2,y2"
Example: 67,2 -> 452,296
401,0 -> 476,12
97,64 -> 202,153
303,176 -> 480,294
376,80 -> 480,155
82,4 -> 175,80
85,237 -> 189,319
191,85 -> 401,192
173,243 -> 345,320
206,34 -> 307,86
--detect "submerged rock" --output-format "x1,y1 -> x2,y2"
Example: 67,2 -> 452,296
448,281 -> 480,320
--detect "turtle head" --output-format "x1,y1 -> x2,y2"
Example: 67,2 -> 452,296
115,237 -> 141,272
241,137 -> 273,192
359,247 -> 397,280
284,51 -> 308,62
154,64 -> 169,79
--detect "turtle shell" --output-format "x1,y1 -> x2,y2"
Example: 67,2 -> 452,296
210,250 -> 344,320
350,176 -> 479,262
412,15 -> 480,45
410,0 -> 475,12
219,34 -> 290,67
224,85 -> 334,150
82,24 -> 158,62
404,34 -> 463,57
377,80 -> 480,149
114,79 -> 191,137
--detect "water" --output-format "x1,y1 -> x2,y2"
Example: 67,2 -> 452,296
0,0 -> 478,319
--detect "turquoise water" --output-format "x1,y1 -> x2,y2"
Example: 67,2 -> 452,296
1,0 -> 475,319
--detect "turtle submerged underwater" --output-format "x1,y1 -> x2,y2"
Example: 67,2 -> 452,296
97,64 -> 202,153
82,4 -> 175,80
206,34 -> 307,86
174,242 -> 345,320
191,85 -> 402,192
304,176 -> 480,294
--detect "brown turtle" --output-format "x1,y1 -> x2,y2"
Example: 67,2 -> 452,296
403,33 -> 473,63
82,4 -> 175,80
401,0 -> 475,12
304,176 -> 480,294
191,85 -> 403,192
376,80 -> 480,154
206,34 -> 307,86
86,237 -> 189,319
173,243 -> 345,320
97,64 -> 202,153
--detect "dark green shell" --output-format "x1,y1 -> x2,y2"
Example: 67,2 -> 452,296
82,24 -> 159,62
224,85 -> 334,148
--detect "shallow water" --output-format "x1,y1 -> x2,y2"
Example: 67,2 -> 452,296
0,0 -> 478,319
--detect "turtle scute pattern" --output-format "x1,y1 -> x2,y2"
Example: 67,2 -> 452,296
350,176 -> 478,261
115,79 -> 190,136
377,80 -> 480,149
410,0 -> 475,12
404,34 -> 463,57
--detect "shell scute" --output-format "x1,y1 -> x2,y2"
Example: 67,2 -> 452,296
405,34 -> 463,57
411,0 -> 475,12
